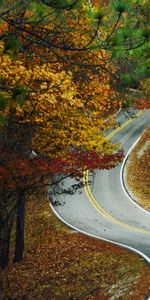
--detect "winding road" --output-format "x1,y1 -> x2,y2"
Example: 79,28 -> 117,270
51,109 -> 150,263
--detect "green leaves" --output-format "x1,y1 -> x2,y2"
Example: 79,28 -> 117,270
13,86 -> 28,107
3,34 -> 23,56
142,28 -> 150,40
42,0 -> 78,9
0,115 -> 7,124
0,92 -> 7,124
120,73 -> 138,89
30,1 -> 49,19
112,0 -> 130,13
88,7 -> 104,21
0,93 -> 8,110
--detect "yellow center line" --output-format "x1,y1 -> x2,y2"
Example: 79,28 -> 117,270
107,110 -> 143,140
83,110 -> 150,234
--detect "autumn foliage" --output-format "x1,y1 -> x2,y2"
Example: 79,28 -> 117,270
0,38 -> 123,178
134,79 -> 150,109
2,195 -> 150,300
0,0 -> 149,273
0,1 -> 125,271
126,127 -> 150,211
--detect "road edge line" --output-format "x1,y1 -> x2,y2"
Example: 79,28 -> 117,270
50,202 -> 150,265
120,137 -> 150,216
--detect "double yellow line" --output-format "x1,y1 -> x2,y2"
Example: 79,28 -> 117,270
83,110 -> 150,234
107,110 -> 143,140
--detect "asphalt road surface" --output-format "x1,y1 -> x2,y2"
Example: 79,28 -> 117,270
51,109 -> 150,263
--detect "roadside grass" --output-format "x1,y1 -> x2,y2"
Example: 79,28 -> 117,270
2,193 -> 150,300
126,127 -> 150,211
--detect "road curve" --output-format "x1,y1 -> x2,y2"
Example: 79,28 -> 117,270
51,109 -> 150,263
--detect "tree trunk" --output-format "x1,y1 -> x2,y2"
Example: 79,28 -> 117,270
0,116 -> 32,266
0,188 -> 13,270
0,220 -> 12,300
0,268 -> 3,300
0,222 -> 10,270
13,190 -> 25,263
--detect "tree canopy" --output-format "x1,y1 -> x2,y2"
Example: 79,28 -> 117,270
0,0 -> 149,269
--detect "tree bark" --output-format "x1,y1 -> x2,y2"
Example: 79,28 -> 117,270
0,268 -> 3,300
13,190 -> 25,263
0,188 -> 13,270
0,222 -> 10,270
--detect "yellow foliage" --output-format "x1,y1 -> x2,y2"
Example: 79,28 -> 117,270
0,48 -> 119,159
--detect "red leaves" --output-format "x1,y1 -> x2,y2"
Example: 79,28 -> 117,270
134,98 -> 150,110
33,149 -> 124,178
66,149 -> 124,171
0,166 -> 9,180
0,148 -> 123,190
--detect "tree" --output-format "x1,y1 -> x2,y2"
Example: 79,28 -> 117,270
0,0 -> 148,269
0,38 -> 123,267
1,0 -> 149,107
107,0 -> 150,106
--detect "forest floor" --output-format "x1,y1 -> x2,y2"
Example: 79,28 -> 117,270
126,126 -> 150,212
2,127 -> 150,300
2,190 -> 150,300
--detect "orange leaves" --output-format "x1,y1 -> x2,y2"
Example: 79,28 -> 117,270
126,127 -> 150,211
134,79 -> 150,109
0,21 -> 8,35
135,98 -> 150,110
